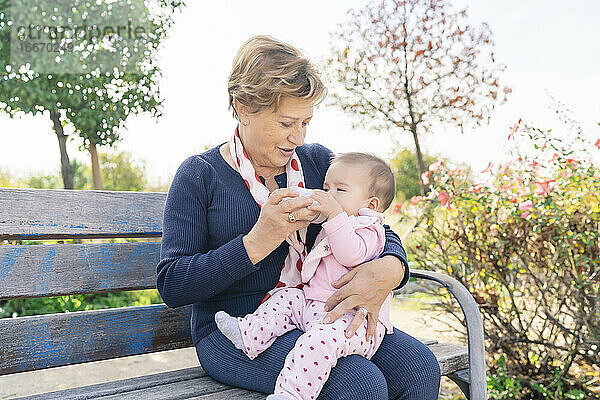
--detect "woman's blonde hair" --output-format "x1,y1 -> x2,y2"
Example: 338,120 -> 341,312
228,35 -> 327,119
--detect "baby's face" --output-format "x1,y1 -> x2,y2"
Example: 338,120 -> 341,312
323,162 -> 373,216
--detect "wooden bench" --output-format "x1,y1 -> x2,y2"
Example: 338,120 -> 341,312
0,188 -> 487,399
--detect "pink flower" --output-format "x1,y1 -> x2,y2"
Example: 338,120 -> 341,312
499,162 -> 513,175
429,160 -> 444,173
550,153 -> 559,162
518,200 -> 533,211
421,170 -> 431,185
392,202 -> 403,214
560,170 -> 573,179
595,138 -> 600,150
520,211 -> 530,219
534,179 -> 557,196
482,162 -> 493,173
508,118 -> 522,141
410,196 -> 423,206
440,240 -> 448,250
529,160 -> 541,174
491,228 -> 498,236
438,191 -> 451,209
449,168 -> 463,176
533,185 -> 545,196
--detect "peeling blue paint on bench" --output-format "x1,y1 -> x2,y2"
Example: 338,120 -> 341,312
0,246 -> 24,286
22,320 -> 62,369
39,247 -> 56,292
0,243 -> 160,299
0,305 -> 193,375
0,188 -> 166,240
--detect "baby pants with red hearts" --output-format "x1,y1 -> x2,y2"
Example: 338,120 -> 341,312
237,288 -> 387,400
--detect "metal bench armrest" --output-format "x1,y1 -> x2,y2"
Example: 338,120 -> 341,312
397,269 -> 487,400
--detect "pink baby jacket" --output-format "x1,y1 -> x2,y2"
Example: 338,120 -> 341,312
301,208 -> 394,333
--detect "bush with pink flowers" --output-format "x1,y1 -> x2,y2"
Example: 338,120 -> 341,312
395,121 -> 600,398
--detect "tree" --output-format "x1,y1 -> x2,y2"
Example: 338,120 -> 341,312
0,167 -> 14,187
389,148 -> 438,200
71,159 -> 91,190
24,173 -> 62,189
24,160 -> 90,190
0,151 -> 146,190
325,0 -> 509,194
97,151 -> 146,192
0,0 -> 183,189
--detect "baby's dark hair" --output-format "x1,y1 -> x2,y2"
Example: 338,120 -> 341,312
331,152 -> 396,212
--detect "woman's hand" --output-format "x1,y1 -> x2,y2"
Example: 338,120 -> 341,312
243,188 -> 319,264
322,256 -> 405,341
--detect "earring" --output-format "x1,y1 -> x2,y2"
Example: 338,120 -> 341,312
242,121 -> 248,126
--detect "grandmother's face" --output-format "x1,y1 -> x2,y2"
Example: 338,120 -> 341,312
240,96 -> 313,174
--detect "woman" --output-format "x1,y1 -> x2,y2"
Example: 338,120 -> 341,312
156,35 -> 441,399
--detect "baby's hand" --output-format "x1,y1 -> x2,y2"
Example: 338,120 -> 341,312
308,190 -> 344,220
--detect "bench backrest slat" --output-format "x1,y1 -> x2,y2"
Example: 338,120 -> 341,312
0,304 -> 192,375
0,242 -> 160,300
0,188 -> 166,239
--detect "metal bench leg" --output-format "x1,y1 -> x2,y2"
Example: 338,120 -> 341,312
407,269 -> 488,399
448,369 -> 471,400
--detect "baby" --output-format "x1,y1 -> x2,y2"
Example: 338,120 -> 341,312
215,152 -> 397,400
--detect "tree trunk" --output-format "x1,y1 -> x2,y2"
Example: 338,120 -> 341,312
403,87 -> 427,195
411,125 -> 427,195
50,111 -> 73,190
401,54 -> 428,195
89,141 -> 103,190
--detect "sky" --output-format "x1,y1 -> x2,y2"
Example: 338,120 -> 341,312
1,0 -> 599,186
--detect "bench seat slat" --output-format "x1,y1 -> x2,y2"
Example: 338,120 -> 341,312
428,342 -> 469,376
94,376 -> 237,400
0,304 -> 192,375
0,242 -> 159,299
16,368 -> 267,400
188,389 -> 268,399
0,188 -> 165,239
17,367 -> 207,400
